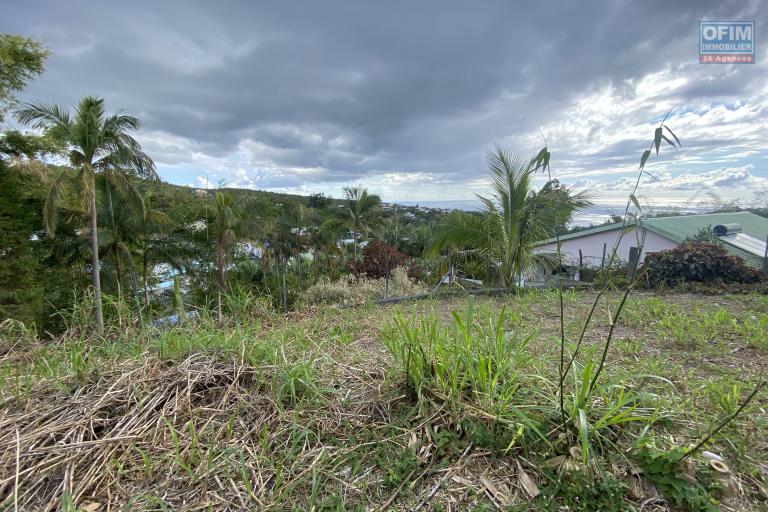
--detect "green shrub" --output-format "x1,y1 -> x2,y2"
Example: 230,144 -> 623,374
642,242 -> 762,287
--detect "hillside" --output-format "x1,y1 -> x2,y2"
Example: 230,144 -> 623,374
1,290 -> 766,510
0,160 -> 454,333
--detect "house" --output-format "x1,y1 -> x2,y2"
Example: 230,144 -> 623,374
536,211 -> 768,269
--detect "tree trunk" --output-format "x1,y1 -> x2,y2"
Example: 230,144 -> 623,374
281,257 -> 288,313
352,226 -> 358,275
89,189 -> 105,334
296,255 -> 303,289
115,253 -> 123,298
313,247 -> 319,282
216,237 -> 225,322
261,250 -> 269,289
274,250 -> 281,305
105,180 -> 126,299
142,252 -> 150,307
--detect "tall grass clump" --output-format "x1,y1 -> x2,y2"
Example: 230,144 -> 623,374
385,300 -> 533,413
383,300 -> 664,456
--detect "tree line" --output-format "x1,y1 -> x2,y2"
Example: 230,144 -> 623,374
1,34 -> 590,334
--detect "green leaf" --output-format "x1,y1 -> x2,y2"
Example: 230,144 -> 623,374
661,134 -> 677,149
578,408 -> 589,463
639,150 -> 651,170
531,147 -> 550,172
629,193 -> 642,214
642,170 -> 660,182
654,127 -> 662,156
664,125 -> 682,148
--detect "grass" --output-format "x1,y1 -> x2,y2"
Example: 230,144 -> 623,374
0,290 -> 766,510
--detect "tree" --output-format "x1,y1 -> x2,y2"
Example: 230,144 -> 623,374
307,192 -> 330,209
530,179 -> 586,238
379,213 -> 404,251
342,186 -> 383,274
430,146 -> 591,287
211,190 -> 251,320
0,34 -> 49,122
95,175 -> 145,296
16,96 -> 156,333
307,213 -> 344,280
0,159 -> 44,325
134,194 -> 185,308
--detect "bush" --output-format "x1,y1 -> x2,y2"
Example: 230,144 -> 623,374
641,242 -> 763,287
301,267 -> 426,306
359,240 -> 422,280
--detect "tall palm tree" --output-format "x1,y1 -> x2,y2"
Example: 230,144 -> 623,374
16,96 -> 156,333
97,180 -> 141,295
342,186 -> 383,274
285,204 -> 309,288
211,191 -> 243,321
251,198 -> 280,290
135,193 -> 185,308
430,146 -> 590,287
307,213 -> 344,280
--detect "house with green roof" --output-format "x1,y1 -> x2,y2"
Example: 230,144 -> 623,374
536,211 -> 768,269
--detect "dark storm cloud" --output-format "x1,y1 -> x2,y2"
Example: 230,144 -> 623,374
2,0 -> 766,198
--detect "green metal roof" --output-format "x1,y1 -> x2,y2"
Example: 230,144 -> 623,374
538,221 -> 625,244
538,211 -> 768,267
643,212 -> 767,244
645,212 -> 767,267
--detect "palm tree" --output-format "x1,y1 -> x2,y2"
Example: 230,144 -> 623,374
379,213 -> 404,251
251,198 -> 280,290
211,190 -> 244,321
16,96 -> 156,333
342,186 -> 383,274
97,181 -> 141,295
134,193 -> 185,308
307,213 -> 344,280
430,146 -> 590,287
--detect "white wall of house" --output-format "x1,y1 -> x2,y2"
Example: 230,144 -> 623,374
536,227 -> 677,266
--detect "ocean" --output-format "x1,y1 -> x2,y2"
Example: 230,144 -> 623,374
391,200 -> 708,227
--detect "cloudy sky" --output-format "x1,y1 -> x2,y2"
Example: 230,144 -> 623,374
3,0 -> 767,206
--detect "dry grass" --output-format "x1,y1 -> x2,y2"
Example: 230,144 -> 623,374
0,291 -> 766,511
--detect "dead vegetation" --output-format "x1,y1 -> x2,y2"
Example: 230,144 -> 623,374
0,291 -> 766,511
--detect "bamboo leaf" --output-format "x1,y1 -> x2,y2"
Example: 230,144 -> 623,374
629,194 -> 643,214
661,134 -> 677,149
642,170 -> 660,182
654,127 -> 662,156
665,125 -> 682,148
639,150 -> 651,170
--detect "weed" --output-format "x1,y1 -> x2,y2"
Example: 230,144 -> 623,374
380,447 -> 419,489
636,444 -> 720,512
274,358 -> 324,406
538,467 -> 627,512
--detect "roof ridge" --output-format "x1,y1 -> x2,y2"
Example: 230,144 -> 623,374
644,211 -> 754,222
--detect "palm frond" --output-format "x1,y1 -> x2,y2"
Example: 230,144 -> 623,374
43,169 -> 71,235
15,101 -> 71,130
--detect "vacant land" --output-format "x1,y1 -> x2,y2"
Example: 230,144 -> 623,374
1,290 -> 766,511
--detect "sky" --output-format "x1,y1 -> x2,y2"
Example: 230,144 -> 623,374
2,0 -> 767,207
